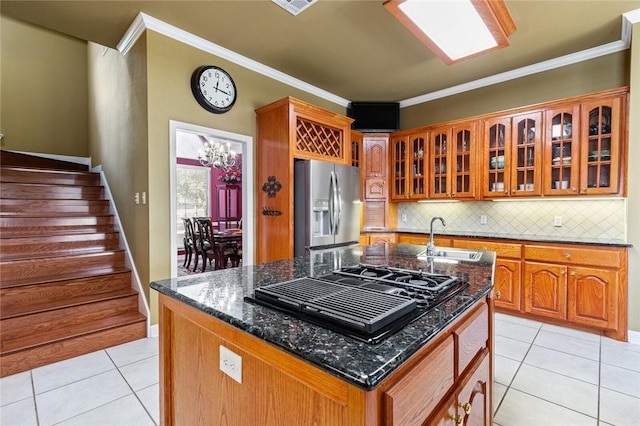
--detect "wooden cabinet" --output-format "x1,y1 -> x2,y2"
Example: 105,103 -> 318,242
215,184 -> 241,230
482,112 -> 542,198
543,104 -> 580,195
579,96 -> 624,195
158,290 -> 493,426
362,232 -> 397,245
362,135 -> 396,230
350,130 -> 362,169
523,243 -> 627,340
397,233 -> 452,248
429,122 -> 478,199
255,97 -> 353,263
385,300 -> 491,426
452,239 -> 522,312
390,130 -> 428,200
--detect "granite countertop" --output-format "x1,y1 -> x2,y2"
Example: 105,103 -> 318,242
150,243 -> 495,391
387,229 -> 631,247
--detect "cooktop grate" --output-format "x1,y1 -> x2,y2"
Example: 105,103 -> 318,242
253,277 -> 417,334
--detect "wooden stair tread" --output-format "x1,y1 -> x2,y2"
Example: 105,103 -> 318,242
0,226 -> 116,238
1,247 -> 124,261
0,230 -> 119,242
1,312 -> 146,355
1,288 -> 138,319
0,266 -> 131,288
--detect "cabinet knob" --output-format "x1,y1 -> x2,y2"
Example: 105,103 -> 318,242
560,270 -> 566,275
449,414 -> 463,426
565,253 -> 571,258
570,271 -> 576,276
572,187 -> 577,192
582,187 -> 587,192
495,291 -> 502,299
459,402 -> 472,415
505,191 -> 509,195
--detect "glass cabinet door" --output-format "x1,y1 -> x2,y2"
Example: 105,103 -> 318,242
390,135 -> 408,199
452,122 -> 476,198
409,133 -> 427,198
544,106 -> 579,195
484,118 -> 511,197
510,112 -> 541,196
580,97 -> 621,194
429,127 -> 450,198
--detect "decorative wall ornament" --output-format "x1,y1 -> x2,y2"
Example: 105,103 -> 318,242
261,207 -> 283,216
261,176 -> 282,198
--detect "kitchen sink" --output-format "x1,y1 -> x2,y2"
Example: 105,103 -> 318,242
417,248 -> 482,262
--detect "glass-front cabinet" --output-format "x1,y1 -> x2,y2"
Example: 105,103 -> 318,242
429,126 -> 450,199
580,97 -> 621,195
390,131 -> 427,200
483,112 -> 541,198
484,118 -> 511,197
451,122 -> 476,198
543,105 -> 579,195
510,112 -> 542,197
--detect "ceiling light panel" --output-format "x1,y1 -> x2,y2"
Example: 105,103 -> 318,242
384,0 -> 516,64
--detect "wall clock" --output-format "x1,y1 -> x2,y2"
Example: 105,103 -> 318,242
190,65 -> 237,114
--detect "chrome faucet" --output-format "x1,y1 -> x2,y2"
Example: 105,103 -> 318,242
427,216 -> 446,256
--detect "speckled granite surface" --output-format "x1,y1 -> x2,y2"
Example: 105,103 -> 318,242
151,243 -> 495,390
392,229 -> 632,247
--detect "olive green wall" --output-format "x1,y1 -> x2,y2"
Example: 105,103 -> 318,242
400,51 -> 629,129
144,31 -> 347,323
627,22 -> 639,334
87,37 -> 150,301
0,16 -> 88,156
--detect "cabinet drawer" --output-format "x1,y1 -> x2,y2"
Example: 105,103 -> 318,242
524,244 -> 621,268
383,335 -> 454,426
454,302 -> 489,376
397,234 -> 452,247
453,239 -> 521,259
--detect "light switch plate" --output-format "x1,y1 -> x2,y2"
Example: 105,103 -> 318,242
480,215 -> 488,225
220,345 -> 242,383
554,216 -> 563,227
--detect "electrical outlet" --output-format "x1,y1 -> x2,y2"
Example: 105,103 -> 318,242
134,192 -> 139,204
401,214 -> 407,222
554,216 -> 563,227
142,192 -> 147,205
480,215 -> 488,225
220,345 -> 242,383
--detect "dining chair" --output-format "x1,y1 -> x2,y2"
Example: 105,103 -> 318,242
181,218 -> 195,269
194,217 -> 235,271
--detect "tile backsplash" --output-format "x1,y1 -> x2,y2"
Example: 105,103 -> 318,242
398,199 -> 626,241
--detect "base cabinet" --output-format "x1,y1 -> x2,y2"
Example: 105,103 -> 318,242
494,259 -> 522,311
158,293 -> 492,426
523,261 -> 567,320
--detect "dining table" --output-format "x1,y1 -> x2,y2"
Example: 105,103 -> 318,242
211,229 -> 242,269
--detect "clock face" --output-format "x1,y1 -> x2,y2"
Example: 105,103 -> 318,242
191,66 -> 237,114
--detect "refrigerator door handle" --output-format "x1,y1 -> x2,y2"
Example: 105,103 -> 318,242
328,171 -> 335,235
334,172 -> 342,235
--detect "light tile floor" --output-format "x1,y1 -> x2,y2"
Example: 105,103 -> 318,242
1,314 -> 639,425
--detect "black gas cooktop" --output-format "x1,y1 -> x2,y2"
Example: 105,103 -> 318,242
246,264 -> 469,343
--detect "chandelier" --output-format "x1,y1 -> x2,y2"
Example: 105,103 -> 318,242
198,138 -> 236,170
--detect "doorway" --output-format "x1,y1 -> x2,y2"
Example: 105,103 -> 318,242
169,120 -> 254,277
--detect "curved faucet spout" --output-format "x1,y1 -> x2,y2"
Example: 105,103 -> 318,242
427,216 -> 446,256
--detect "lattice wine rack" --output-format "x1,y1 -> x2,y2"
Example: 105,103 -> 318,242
296,118 -> 343,159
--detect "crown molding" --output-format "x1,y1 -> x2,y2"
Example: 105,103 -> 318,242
117,9 -> 639,109
118,12 -> 350,108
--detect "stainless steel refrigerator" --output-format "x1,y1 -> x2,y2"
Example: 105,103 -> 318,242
294,159 -> 361,256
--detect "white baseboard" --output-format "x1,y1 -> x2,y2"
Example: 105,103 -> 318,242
628,329 -> 640,345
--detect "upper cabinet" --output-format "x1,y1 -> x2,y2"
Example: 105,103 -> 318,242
579,96 -> 623,195
424,121 -> 477,200
390,131 -> 428,200
364,136 -> 388,199
483,112 -> 542,198
543,105 -> 580,195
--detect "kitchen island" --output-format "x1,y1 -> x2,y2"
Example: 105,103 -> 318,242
151,243 -> 496,425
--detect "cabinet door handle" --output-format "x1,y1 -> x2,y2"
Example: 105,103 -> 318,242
560,270 -> 566,275
459,402 -> 472,415
565,253 -> 571,258
449,414 -> 463,426
570,271 -> 576,276
572,187 -> 577,192
495,290 -> 502,299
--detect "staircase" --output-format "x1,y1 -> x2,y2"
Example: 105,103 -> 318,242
0,151 -> 147,377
